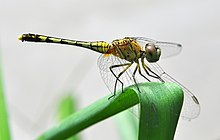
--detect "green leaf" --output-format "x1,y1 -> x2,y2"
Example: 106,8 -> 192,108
0,64 -> 11,140
138,82 -> 183,140
56,95 -> 80,140
38,82 -> 183,140
57,95 -> 76,121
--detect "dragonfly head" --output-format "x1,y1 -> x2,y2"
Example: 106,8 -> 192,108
145,43 -> 161,62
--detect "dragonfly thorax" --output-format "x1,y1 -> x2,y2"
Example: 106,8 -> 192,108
109,38 -> 142,63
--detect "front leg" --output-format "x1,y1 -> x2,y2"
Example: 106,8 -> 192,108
141,57 -> 164,82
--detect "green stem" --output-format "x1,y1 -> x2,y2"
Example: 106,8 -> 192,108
0,66 -> 11,140
138,82 -> 183,140
57,95 -> 80,140
38,82 -> 183,140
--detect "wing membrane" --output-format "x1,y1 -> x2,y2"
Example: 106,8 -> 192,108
131,37 -> 182,58
97,37 -> 200,120
97,54 -> 135,94
147,62 -> 200,119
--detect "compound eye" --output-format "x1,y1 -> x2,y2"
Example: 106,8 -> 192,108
146,44 -> 156,56
145,43 -> 161,62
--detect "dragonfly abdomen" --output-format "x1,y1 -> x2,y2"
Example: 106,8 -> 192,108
18,33 -> 111,54
90,41 -> 111,54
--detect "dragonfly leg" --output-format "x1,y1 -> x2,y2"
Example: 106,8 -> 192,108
109,63 -> 133,99
141,58 -> 164,82
132,63 -> 141,93
146,66 -> 164,82
138,63 -> 151,82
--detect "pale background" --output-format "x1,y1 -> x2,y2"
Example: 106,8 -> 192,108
1,0 -> 220,139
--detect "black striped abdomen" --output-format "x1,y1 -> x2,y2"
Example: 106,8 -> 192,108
19,33 -> 111,54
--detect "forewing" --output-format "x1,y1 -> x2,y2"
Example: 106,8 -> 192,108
156,41 -> 182,58
131,37 -> 182,58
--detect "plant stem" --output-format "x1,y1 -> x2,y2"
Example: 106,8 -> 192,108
0,65 -> 11,140
38,82 -> 183,140
138,82 -> 183,140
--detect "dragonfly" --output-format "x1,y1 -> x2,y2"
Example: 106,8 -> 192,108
18,33 -> 200,120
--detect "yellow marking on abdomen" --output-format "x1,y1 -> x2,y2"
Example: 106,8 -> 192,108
19,33 -> 111,54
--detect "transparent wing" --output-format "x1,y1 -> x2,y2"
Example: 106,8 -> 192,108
97,54 -> 157,95
146,62 -> 200,119
97,54 -> 159,124
97,54 -> 200,120
97,54 -> 134,94
131,37 -> 182,58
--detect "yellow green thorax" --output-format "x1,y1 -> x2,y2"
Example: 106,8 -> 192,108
109,38 -> 142,62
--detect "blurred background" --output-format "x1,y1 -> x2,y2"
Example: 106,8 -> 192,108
0,0 -> 220,139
